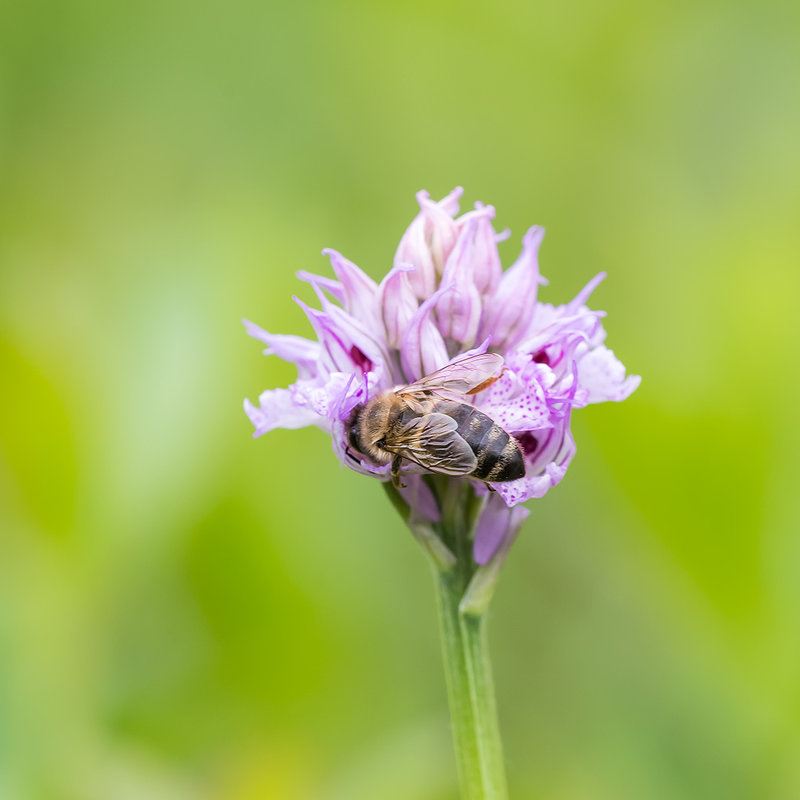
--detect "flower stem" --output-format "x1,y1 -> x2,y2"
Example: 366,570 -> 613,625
436,570 -> 508,800
384,479 -> 509,798
432,478 -> 508,800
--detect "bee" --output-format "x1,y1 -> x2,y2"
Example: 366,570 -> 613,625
347,353 -> 525,488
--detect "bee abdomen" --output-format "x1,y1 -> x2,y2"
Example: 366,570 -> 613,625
448,404 -> 525,483
473,424 -> 525,482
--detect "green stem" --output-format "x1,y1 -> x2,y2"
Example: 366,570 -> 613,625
431,477 -> 508,800
384,479 -> 508,798
436,571 -> 508,800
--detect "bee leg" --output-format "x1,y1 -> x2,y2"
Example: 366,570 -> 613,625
487,483 -> 497,493
391,455 -> 406,489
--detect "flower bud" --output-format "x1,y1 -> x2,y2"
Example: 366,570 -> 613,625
378,264 -> 419,349
394,188 -> 463,299
400,284 -> 451,381
322,248 -> 379,334
457,203 -> 502,296
473,493 -> 531,565
435,218 -> 483,347
480,226 -> 547,349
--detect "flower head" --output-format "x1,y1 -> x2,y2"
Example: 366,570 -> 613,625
245,189 -> 639,563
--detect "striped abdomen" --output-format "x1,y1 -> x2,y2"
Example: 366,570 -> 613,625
436,401 -> 525,482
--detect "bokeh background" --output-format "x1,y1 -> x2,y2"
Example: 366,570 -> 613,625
2,1 -> 800,798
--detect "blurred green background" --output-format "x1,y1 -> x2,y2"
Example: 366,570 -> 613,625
2,0 -> 799,798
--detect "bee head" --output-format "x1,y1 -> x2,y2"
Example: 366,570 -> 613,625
347,404 -> 366,454
346,393 -> 396,466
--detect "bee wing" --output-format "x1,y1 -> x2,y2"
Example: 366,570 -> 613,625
400,353 -> 504,397
384,413 -> 477,476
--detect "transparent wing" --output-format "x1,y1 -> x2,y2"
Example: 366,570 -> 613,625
383,413 -> 477,476
399,353 -> 504,397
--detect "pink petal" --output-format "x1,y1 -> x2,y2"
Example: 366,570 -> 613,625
400,284 -> 451,382
480,226 -> 547,349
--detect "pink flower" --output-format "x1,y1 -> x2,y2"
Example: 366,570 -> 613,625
244,189 -> 639,563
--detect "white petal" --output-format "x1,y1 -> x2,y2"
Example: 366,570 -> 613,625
243,389 -> 322,437
578,345 -> 641,403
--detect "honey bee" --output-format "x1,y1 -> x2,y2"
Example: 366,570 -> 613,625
347,353 -> 525,488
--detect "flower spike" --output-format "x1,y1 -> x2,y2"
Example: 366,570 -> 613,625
244,189 -> 640,799
245,189 -> 639,560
